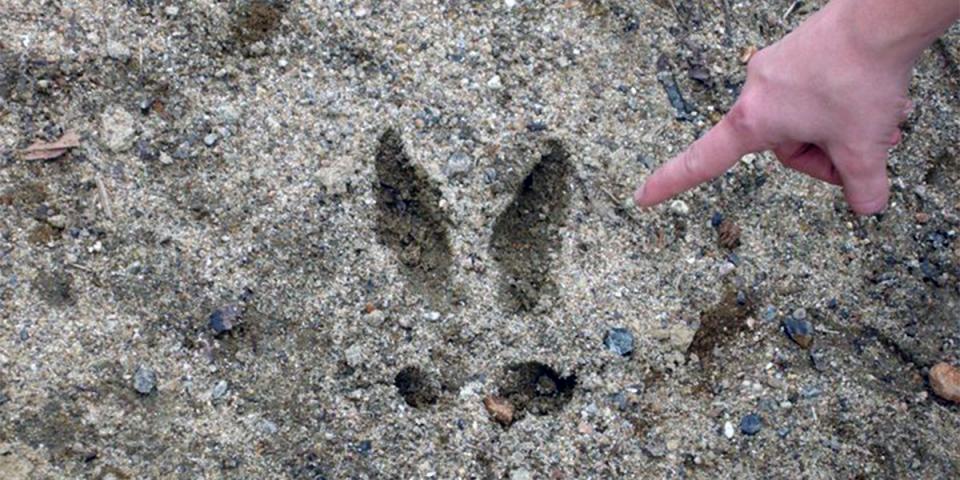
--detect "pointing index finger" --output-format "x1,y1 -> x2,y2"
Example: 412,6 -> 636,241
634,114 -> 763,207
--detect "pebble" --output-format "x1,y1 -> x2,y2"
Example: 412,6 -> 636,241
487,75 -> 503,90
106,40 -> 131,62
783,316 -> 813,349
483,395 -> 514,426
100,106 -> 136,152
209,305 -> 241,335
203,133 -> 219,147
509,469 -> 531,480
211,380 -> 228,400
669,200 -> 690,216
164,5 -> 179,17
710,212 -> 724,228
604,327 -> 634,356
344,343 -> 366,368
445,151 -> 473,177
739,413 -> 762,435
723,421 -> 735,439
929,362 -> 960,403
133,366 -> 157,395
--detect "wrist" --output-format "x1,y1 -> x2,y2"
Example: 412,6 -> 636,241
828,0 -> 959,67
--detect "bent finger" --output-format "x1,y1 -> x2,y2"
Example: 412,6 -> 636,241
774,143 -> 842,185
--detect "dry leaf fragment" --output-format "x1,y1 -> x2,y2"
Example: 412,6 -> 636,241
483,395 -> 515,426
21,130 -> 81,160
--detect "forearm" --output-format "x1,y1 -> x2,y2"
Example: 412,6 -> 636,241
827,0 -> 960,64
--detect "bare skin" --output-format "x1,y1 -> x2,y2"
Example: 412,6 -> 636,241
634,0 -> 960,215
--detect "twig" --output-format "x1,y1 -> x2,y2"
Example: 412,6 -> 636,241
782,0 -> 801,22
95,175 -> 114,220
67,263 -> 93,273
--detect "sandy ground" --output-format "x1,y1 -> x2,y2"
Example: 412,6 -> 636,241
1,0 -> 958,478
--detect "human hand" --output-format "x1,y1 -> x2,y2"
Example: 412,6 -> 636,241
634,0 -> 957,215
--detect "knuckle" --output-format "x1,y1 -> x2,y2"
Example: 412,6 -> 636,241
725,95 -> 761,138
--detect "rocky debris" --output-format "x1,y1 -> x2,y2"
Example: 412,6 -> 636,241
209,305 -> 241,335
723,421 -> 735,439
106,40 -> 131,62
740,413 -> 762,435
783,312 -> 814,349
100,106 -> 136,152
717,219 -> 742,249
929,362 -> 960,403
444,151 -> 473,178
483,395 -> 515,426
604,327 -> 634,356
211,380 -> 229,401
669,200 -> 690,216
133,366 -> 157,395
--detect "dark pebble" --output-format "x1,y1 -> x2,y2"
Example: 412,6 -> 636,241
0,391 -> 8,406
133,366 -> 157,395
711,212 -> 724,228
209,305 -> 241,335
740,413 -> 762,435
783,317 -> 813,349
355,440 -> 372,456
604,327 -> 634,356
526,121 -> 548,132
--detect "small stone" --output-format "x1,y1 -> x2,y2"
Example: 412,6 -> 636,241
669,200 -> 689,216
710,212 -> 724,228
211,380 -> 228,400
344,343 -> 365,368
723,421 -> 735,439
483,395 -> 514,426
106,40 -> 131,62
164,5 -> 179,17
929,362 -> 960,403
504,0 -> 517,9
604,327 -> 634,356
424,311 -> 441,321
203,133 -> 219,147
783,316 -> 813,349
133,366 -> 157,395
46,214 -> 67,229
354,440 -> 372,456
526,121 -> 548,132
259,419 -> 278,435
159,152 -> 174,165
487,75 -> 503,90
717,219 -> 742,249
739,413 -> 761,435
792,308 -> 807,320
209,305 -> 241,335
915,212 -> 930,224
100,106 -> 136,152
445,151 -> 473,177
509,469 -> 531,480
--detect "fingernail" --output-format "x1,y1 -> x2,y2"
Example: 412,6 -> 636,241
633,184 -> 646,208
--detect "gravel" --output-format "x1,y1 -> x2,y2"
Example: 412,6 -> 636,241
604,327 -> 635,356
0,1 -> 957,478
740,413 -> 762,436
133,366 -> 157,395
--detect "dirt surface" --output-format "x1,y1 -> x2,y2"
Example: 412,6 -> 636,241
0,1 -> 958,478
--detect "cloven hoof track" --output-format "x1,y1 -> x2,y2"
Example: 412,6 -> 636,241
498,361 -> 576,422
490,142 -> 572,311
374,130 -> 454,305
